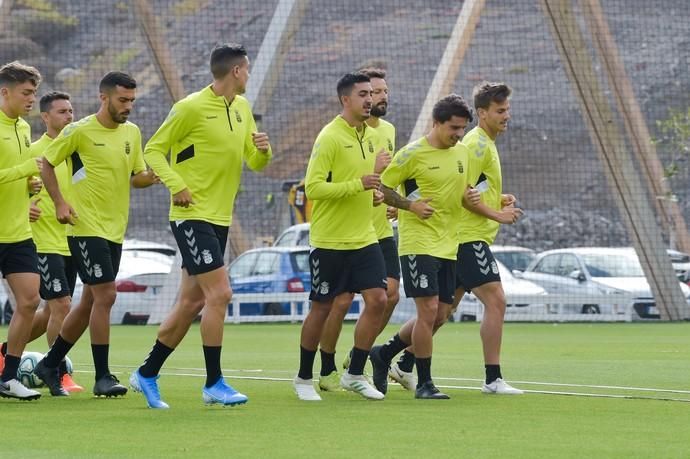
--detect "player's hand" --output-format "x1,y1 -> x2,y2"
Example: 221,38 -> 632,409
173,188 -> 195,208
28,176 -> 43,195
56,201 -> 78,225
29,198 -> 41,222
501,193 -> 517,208
373,189 -> 384,206
361,174 -> 381,190
386,206 -> 398,220
374,149 -> 391,174
252,132 -> 270,153
465,186 -> 481,206
496,206 -> 523,224
409,197 -> 434,220
34,157 -> 44,172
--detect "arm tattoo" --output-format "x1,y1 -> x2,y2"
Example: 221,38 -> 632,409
380,185 -> 411,210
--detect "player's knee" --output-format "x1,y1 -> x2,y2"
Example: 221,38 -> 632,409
208,287 -> 232,308
386,288 -> 400,307
16,296 -> 40,315
51,297 -> 72,317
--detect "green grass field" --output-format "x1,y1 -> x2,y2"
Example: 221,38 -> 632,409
2,322 -> 690,458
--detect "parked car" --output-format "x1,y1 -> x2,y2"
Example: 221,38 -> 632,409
389,259 -> 547,323
521,247 -> 690,319
228,247 -> 315,316
273,223 -> 310,247
667,249 -> 690,282
491,245 -> 536,273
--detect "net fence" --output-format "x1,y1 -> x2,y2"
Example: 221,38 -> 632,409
1,0 -> 689,323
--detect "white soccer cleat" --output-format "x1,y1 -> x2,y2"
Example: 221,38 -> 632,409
481,378 -> 524,395
0,378 -> 41,401
388,363 -> 417,391
340,372 -> 384,400
293,376 -> 322,401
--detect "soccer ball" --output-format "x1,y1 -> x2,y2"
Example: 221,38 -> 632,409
17,351 -> 45,388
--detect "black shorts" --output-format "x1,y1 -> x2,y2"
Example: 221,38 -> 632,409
37,253 -> 78,300
0,239 -> 39,277
68,237 -> 122,285
171,220 -> 228,275
309,243 -> 386,302
400,254 -> 456,305
378,237 -> 400,281
456,241 -> 501,292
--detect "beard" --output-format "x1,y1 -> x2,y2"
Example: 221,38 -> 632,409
108,102 -> 129,124
370,102 -> 387,118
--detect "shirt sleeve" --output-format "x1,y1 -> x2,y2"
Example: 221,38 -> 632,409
242,105 -> 272,172
381,147 -> 410,190
0,158 -> 39,184
143,102 -> 193,195
44,123 -> 80,168
131,127 -> 146,175
305,136 -> 364,200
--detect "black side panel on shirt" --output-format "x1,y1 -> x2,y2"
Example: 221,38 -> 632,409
176,144 -> 195,164
70,152 -> 84,178
476,172 -> 487,187
404,178 -> 418,197
326,171 -> 332,183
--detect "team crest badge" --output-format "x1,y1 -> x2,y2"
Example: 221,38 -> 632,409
457,160 -> 464,173
24,136 -> 30,148
202,249 -> 213,264
419,274 -> 429,289
368,140 -> 374,153
319,282 -> 330,295
125,141 -> 131,155
235,110 -> 242,123
387,139 -> 393,152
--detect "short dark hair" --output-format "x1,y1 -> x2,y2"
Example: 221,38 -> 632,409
473,82 -> 512,110
99,71 -> 136,93
40,91 -> 71,113
432,94 -> 473,123
210,43 -> 248,79
336,72 -> 370,103
359,67 -> 386,80
0,61 -> 42,88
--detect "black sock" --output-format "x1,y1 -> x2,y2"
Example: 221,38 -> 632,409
139,340 -> 175,378
416,357 -> 432,387
202,345 -> 222,388
380,333 -> 409,363
298,346 -> 316,380
1,354 -> 20,382
58,359 -> 68,377
91,344 -> 110,381
319,349 -> 336,376
485,364 -> 502,384
0,342 -> 7,357
397,350 -> 416,373
348,347 -> 369,376
45,335 -> 74,368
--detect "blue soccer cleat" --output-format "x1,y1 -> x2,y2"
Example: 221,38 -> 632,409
129,370 -> 169,409
202,377 -> 248,406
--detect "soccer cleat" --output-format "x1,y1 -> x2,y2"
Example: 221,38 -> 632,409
340,372 -> 384,400
0,378 -> 41,401
318,371 -> 342,392
61,374 -> 84,393
415,381 -> 450,399
388,363 -> 417,391
0,350 -> 4,374
33,359 -> 68,396
482,378 -> 524,395
93,374 -> 128,397
202,377 -> 248,406
130,370 -> 169,409
293,376 -> 321,401
368,345 -> 390,395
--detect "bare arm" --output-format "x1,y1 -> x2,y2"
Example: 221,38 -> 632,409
380,185 -> 434,220
463,197 -> 523,224
41,158 -> 77,225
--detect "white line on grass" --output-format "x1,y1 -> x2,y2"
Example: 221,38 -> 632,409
98,365 -> 690,402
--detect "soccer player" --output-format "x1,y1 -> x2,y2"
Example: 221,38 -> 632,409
0,91 -> 83,392
292,72 -> 429,402
369,94 -> 478,399
316,68 -> 400,392
452,82 -> 523,395
130,43 -> 272,409
0,61 -> 44,401
33,72 -> 157,397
